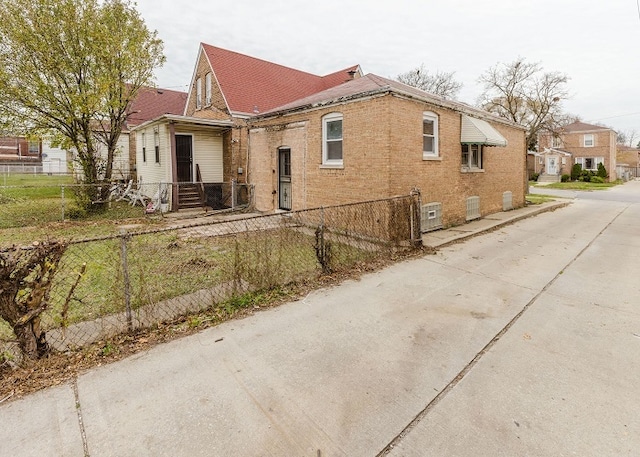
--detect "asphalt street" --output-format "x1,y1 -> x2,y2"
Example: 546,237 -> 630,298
1,181 -> 639,456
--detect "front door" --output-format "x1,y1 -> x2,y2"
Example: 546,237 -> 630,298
176,135 -> 193,182
546,156 -> 558,175
278,148 -> 292,210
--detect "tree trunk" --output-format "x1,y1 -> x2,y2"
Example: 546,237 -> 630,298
14,318 -> 48,359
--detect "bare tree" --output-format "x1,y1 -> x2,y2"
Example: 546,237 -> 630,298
617,129 -> 638,147
397,64 -> 463,99
477,58 -> 569,151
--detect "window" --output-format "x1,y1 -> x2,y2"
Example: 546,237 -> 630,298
322,113 -> 343,166
423,112 -> 438,158
142,133 -> 146,163
575,157 -> 603,171
28,140 -> 39,154
583,134 -> 594,147
196,77 -> 202,109
154,129 -> 160,164
552,136 -> 561,148
461,144 -> 483,169
205,73 -> 212,106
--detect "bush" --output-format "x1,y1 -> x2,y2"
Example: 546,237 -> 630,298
579,170 -> 594,182
561,174 -> 570,182
530,172 -> 540,182
597,162 -> 608,179
590,176 -> 605,183
571,163 -> 582,181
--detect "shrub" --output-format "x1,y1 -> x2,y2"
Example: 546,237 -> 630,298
571,163 -> 582,181
597,162 -> 608,179
561,174 -> 570,182
590,176 -> 605,183
530,172 -> 539,182
579,170 -> 594,182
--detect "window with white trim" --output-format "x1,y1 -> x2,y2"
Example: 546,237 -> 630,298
28,140 -> 39,154
461,144 -> 483,169
423,112 -> 438,158
552,136 -> 561,148
322,113 -> 343,166
205,73 -> 212,106
575,157 -> 603,171
583,134 -> 594,147
196,77 -> 202,109
154,129 -> 160,164
142,132 -> 146,163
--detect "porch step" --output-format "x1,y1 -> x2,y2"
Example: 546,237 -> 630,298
537,174 -> 560,183
178,184 -> 207,209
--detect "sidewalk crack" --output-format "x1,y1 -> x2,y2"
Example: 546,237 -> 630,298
72,377 -> 90,457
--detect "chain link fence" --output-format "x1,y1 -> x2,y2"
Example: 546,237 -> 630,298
0,194 -> 422,361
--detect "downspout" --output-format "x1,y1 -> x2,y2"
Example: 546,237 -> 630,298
170,122 -> 178,210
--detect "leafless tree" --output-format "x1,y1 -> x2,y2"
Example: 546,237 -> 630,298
477,58 -> 569,151
397,64 -> 463,99
617,129 -> 638,147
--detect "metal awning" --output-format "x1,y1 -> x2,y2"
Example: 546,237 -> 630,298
461,115 -> 508,147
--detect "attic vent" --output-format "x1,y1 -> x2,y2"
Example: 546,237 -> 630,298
421,202 -> 443,232
466,196 -> 481,221
503,191 -> 513,211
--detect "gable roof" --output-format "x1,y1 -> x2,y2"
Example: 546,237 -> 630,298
126,87 -> 188,129
560,121 -> 613,133
257,73 -> 522,129
200,43 -> 361,116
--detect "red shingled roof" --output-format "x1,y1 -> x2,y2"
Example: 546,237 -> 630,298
201,43 -> 360,115
127,87 -> 187,128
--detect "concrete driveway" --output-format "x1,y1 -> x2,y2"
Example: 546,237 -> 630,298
2,181 -> 639,456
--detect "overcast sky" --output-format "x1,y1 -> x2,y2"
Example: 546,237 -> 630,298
136,0 -> 640,137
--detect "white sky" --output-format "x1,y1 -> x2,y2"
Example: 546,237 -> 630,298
136,0 -> 640,136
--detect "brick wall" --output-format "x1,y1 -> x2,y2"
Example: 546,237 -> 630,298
249,93 -> 526,226
184,48 -> 230,120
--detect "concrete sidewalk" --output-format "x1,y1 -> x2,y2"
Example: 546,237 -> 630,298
421,199 -> 570,248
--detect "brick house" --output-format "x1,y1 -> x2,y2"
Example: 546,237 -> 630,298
133,43 -> 360,209
133,43 -> 527,225
535,121 -> 617,181
0,136 -> 41,163
248,74 -> 526,227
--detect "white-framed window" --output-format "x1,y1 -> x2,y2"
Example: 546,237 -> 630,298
154,129 -> 160,164
141,132 -> 146,163
423,111 -> 438,158
575,157 -> 603,171
461,144 -> 483,169
552,136 -> 561,148
196,77 -> 202,109
538,156 -> 543,165
205,73 -> 212,106
583,134 -> 594,147
322,112 -> 343,166
28,140 -> 39,154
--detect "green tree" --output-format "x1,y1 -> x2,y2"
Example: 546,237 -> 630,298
0,0 -> 165,207
477,58 -> 569,151
597,162 -> 608,179
397,64 -> 463,99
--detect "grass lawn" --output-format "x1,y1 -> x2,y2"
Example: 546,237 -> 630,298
525,194 -> 556,204
531,180 -> 623,191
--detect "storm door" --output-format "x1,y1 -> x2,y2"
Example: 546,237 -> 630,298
176,134 -> 193,182
278,148 -> 292,210
546,156 -> 558,175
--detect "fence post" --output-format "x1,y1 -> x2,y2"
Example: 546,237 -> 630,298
120,228 -> 133,332
61,185 -> 66,221
410,188 -> 422,248
231,179 -> 237,210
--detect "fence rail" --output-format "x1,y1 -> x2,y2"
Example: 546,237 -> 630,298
0,194 -> 422,362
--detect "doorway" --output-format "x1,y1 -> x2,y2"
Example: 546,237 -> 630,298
278,148 -> 292,210
176,134 -> 193,182
546,156 -> 558,175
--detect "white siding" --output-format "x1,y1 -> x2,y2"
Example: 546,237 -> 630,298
192,131 -> 223,182
135,125 -> 172,185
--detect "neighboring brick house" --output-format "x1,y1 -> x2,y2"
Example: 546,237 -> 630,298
0,136 -> 41,163
248,74 -> 526,227
535,121 -> 617,181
